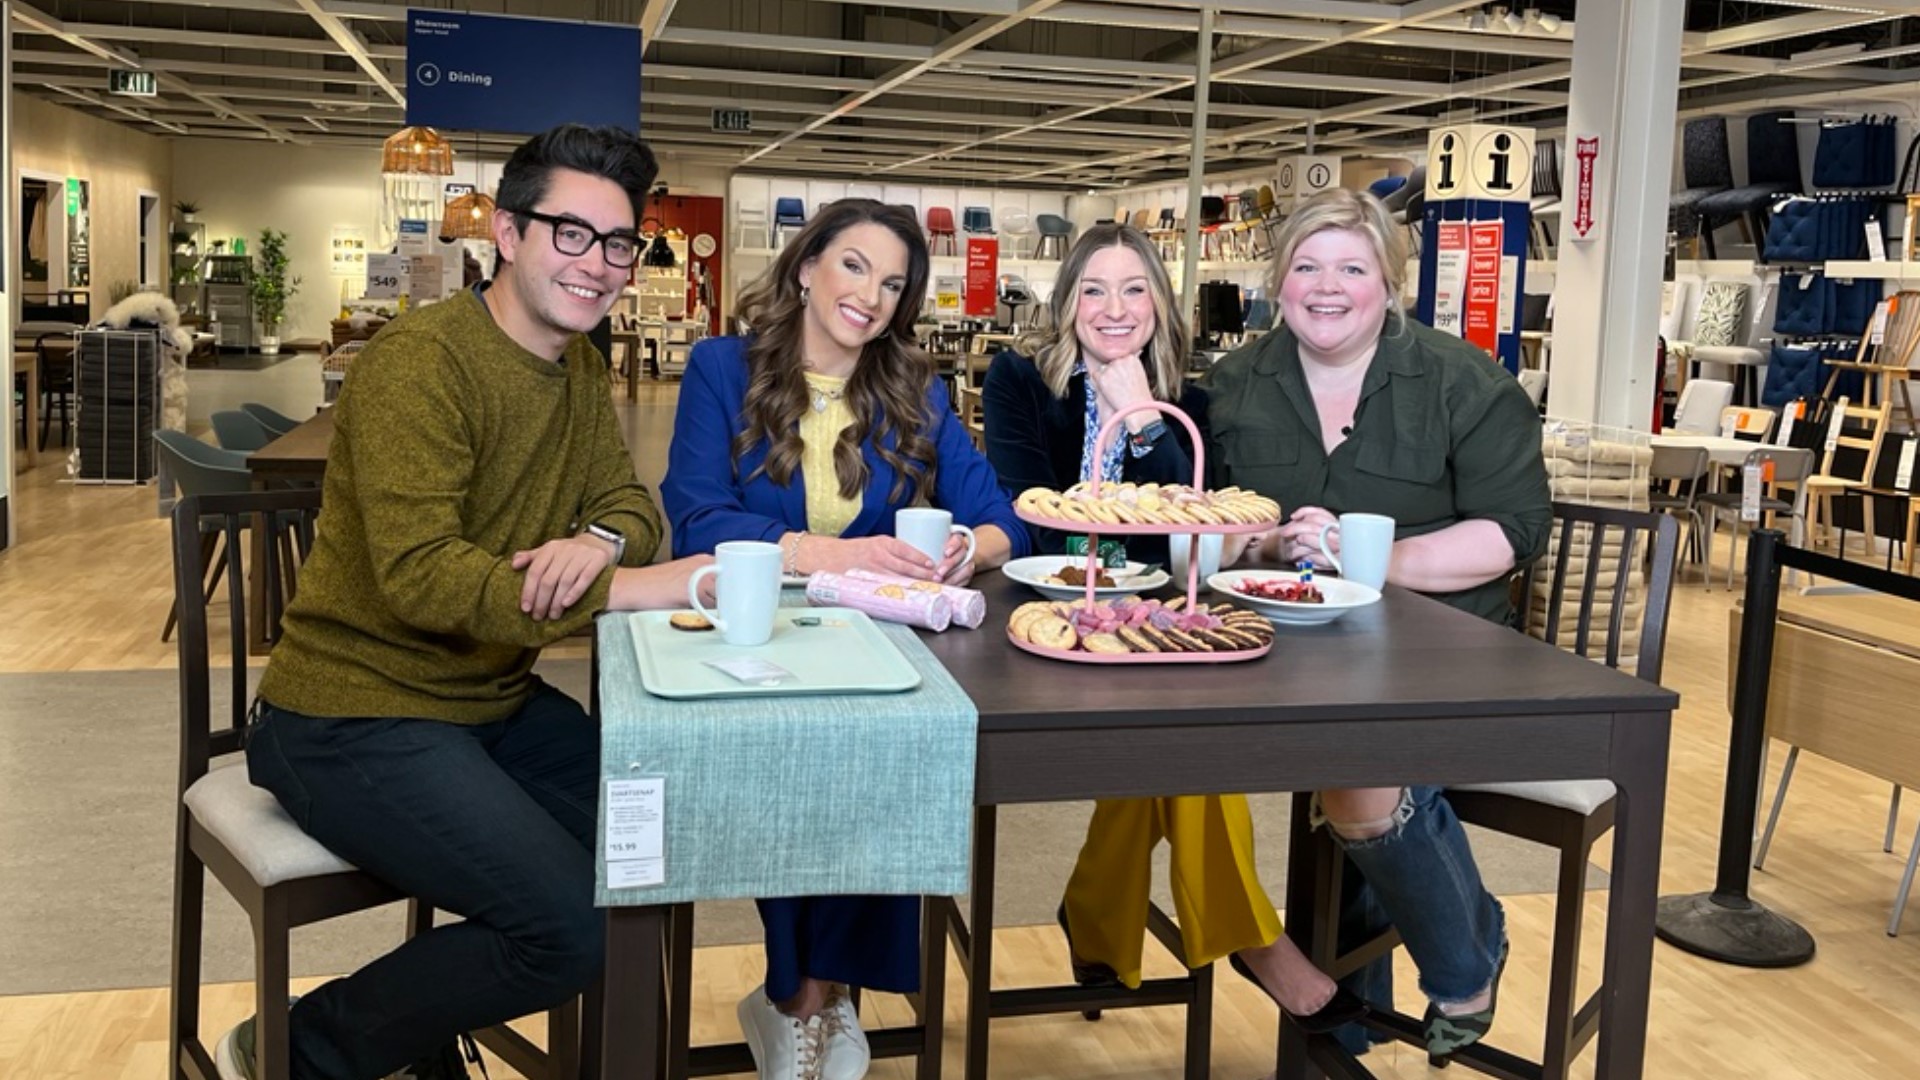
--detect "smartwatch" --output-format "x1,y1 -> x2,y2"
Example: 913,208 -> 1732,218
583,522 -> 626,565
1127,418 -> 1170,457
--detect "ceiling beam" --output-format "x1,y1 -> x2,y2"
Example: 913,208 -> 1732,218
291,0 -> 405,106
50,23 -> 403,59
741,0 -> 1069,165
10,3 -> 142,68
45,84 -> 190,134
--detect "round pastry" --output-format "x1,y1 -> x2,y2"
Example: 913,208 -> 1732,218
1027,615 -> 1079,651
1082,632 -> 1131,655
668,612 -> 714,632
1008,602 -> 1054,640
1115,625 -> 1160,653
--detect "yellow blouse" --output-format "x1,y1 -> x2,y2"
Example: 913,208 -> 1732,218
799,372 -> 860,538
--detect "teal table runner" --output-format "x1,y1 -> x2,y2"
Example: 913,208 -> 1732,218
595,595 -> 978,906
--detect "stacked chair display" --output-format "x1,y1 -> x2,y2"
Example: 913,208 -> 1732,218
1694,111 -> 1802,257
926,206 -> 958,256
1670,282 -> 1764,406
1668,117 -> 1734,255
166,489 -> 585,1080
1033,213 -> 1074,260
772,197 -> 807,247
1802,397 -> 1893,558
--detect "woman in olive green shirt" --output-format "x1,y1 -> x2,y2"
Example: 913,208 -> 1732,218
1205,188 -> 1550,1059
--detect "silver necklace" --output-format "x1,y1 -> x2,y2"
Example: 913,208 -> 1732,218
810,386 -> 846,413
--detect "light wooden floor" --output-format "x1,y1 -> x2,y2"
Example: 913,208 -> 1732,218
5,389 -> 1920,1078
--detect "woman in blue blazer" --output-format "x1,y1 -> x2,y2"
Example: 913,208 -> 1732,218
662,198 -> 1026,1080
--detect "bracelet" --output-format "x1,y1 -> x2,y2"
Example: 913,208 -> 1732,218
784,531 -> 807,577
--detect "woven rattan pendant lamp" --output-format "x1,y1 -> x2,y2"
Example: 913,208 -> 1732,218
381,126 -> 454,175
438,190 -> 496,241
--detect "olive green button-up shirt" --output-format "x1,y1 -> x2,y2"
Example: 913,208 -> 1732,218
1202,319 -> 1550,624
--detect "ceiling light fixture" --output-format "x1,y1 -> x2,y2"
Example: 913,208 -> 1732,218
1498,7 -> 1525,33
1535,12 -> 1563,33
380,125 -> 453,175
1467,9 -> 1489,30
1784,41 -> 1920,72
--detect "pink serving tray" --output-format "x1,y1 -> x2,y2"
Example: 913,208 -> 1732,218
1007,628 -> 1272,664
1014,507 -> 1274,536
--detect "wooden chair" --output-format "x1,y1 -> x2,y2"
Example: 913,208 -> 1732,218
1309,502 -> 1679,1079
1822,290 -> 1920,433
168,489 -> 584,1080
1804,397 -> 1892,557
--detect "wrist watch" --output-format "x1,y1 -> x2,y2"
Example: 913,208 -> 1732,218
1127,418 -> 1170,456
583,522 -> 626,564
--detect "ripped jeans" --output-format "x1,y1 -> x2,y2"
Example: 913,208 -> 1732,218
1317,785 -> 1506,1053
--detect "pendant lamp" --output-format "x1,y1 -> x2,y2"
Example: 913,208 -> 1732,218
643,233 -> 678,268
439,191 -> 496,241
381,126 -> 454,175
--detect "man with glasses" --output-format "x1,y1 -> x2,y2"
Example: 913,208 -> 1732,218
218,124 -> 711,1080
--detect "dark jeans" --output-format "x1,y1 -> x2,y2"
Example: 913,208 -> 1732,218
246,682 -> 601,1080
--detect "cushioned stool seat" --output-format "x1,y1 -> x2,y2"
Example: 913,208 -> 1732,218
184,764 -> 358,886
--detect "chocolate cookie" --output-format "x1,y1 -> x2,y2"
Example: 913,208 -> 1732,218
668,612 -> 714,632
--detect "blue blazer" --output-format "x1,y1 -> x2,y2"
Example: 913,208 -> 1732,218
662,336 -> 1032,559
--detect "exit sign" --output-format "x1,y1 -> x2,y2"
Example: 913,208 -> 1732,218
711,108 -> 752,134
109,69 -> 157,97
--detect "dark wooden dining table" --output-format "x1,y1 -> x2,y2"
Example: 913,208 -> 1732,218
242,408 -> 333,650
595,571 -> 1677,1079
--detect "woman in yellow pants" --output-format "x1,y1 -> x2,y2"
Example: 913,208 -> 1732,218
1060,795 -> 1361,1027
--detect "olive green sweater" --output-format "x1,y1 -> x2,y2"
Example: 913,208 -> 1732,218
258,289 -> 663,724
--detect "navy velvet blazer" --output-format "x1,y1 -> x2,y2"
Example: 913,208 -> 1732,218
661,335 -> 1031,559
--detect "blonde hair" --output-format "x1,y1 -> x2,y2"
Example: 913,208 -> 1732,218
1020,223 -> 1187,401
1266,188 -> 1408,330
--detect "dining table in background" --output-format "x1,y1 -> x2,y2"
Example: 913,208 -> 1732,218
243,407 -> 334,651
11,350 -> 39,472
596,571 -> 1678,1080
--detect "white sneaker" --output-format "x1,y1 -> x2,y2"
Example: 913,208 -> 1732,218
737,986 -> 828,1080
818,987 -> 871,1080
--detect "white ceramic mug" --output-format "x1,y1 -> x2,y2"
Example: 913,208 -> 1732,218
896,507 -> 977,568
1168,532 -> 1223,585
686,540 -> 782,646
1316,512 -> 1395,590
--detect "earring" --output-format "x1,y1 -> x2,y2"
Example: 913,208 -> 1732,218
800,285 -> 811,306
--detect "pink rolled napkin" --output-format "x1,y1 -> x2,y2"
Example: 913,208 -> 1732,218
843,569 -> 987,629
806,571 -> 953,632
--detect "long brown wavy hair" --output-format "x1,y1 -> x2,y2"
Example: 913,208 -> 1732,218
732,199 -> 937,505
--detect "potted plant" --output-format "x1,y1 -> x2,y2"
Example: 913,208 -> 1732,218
174,199 -> 200,224
248,228 -> 301,355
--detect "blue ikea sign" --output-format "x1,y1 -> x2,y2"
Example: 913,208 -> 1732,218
406,10 -> 640,135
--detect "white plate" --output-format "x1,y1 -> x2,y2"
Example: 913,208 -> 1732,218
1002,556 -> 1171,600
1206,570 -> 1381,625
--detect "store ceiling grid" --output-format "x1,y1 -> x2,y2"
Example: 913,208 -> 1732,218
10,0 -> 1919,187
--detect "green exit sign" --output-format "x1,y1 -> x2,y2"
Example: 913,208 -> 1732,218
711,108 -> 752,134
109,69 -> 157,97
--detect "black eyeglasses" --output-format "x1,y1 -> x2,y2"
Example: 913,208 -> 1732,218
508,208 -> 641,268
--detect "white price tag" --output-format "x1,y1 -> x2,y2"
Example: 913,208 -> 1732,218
1720,411 -> 1739,438
1775,401 -> 1798,446
1798,274 -> 1816,291
1867,221 -> 1888,262
1869,301 -> 1891,346
365,253 -> 405,299
604,776 -> 666,888
1898,437 -> 1917,492
1825,397 -> 1849,454
1741,461 -> 1763,523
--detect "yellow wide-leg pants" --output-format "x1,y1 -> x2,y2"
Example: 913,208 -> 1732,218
1060,793 -> 1281,988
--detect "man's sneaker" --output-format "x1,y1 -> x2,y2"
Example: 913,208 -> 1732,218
214,996 -> 299,1080
214,1015 -> 259,1080
737,985 -> 828,1080
818,986 -> 871,1080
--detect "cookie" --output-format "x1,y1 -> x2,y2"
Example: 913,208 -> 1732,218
1115,625 -> 1160,653
1163,628 -> 1211,652
1082,632 -> 1131,655
1008,602 -> 1054,640
1212,626 -> 1264,650
668,612 -> 714,632
1027,616 -> 1078,651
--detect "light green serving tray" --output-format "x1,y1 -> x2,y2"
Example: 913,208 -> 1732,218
629,606 -> 923,699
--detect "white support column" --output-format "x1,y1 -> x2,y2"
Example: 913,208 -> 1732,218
1178,6 -> 1213,320
1548,0 -> 1687,429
